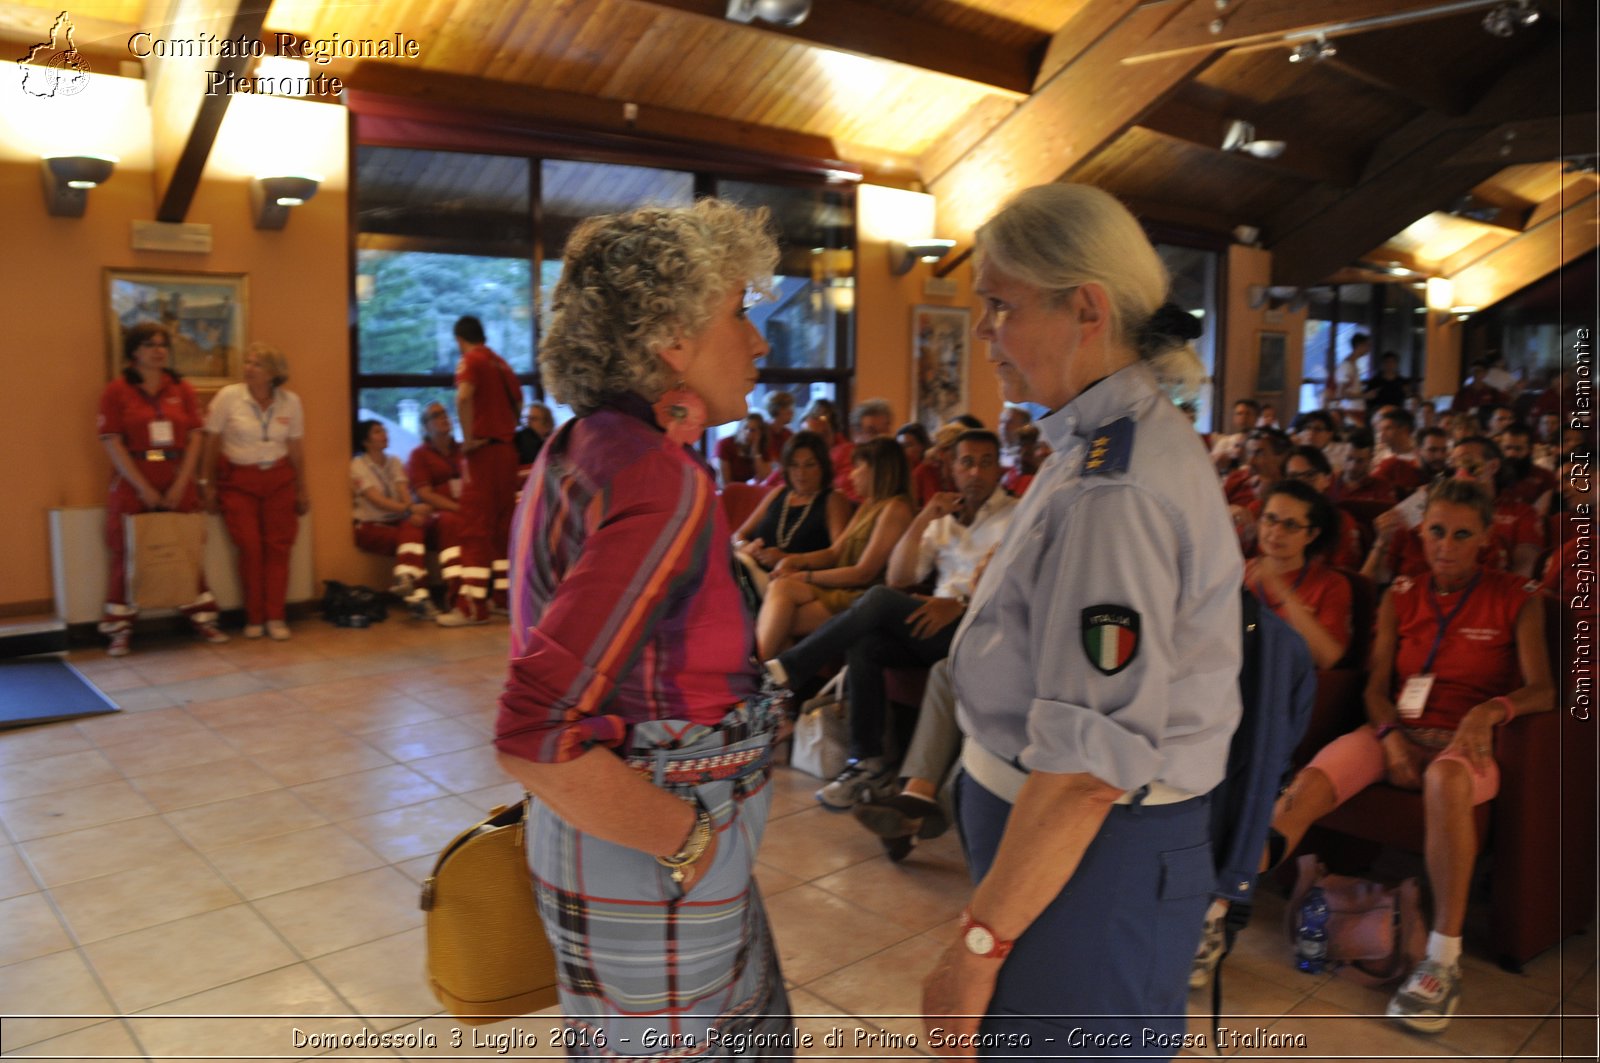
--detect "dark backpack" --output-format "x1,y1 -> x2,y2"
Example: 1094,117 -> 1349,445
1207,588 -> 1317,1044
321,580 -> 388,627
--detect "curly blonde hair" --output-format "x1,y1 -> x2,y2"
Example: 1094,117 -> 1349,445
541,199 -> 778,415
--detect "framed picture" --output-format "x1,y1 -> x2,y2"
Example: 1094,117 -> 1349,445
105,269 -> 248,389
1255,330 -> 1287,395
911,305 -> 970,431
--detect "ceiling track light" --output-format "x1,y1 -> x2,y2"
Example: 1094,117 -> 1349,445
1482,0 -> 1540,37
725,0 -> 811,27
1288,33 -> 1337,63
1222,119 -> 1287,159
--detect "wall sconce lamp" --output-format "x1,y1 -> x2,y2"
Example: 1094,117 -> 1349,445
41,155 -> 117,217
888,239 -> 955,276
251,174 -> 321,230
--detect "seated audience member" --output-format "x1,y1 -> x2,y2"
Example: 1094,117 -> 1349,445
1441,411 -> 1477,443
1224,426 -> 1290,508
764,431 -> 1016,809
1292,409 -> 1349,470
1257,479 -> 1551,1032
1371,436 -> 1543,582
1495,424 -> 1557,513
1364,351 -> 1415,414
1001,423 -> 1046,496
1373,408 -> 1430,492
732,430 -> 850,573
406,402 -> 467,605
1451,359 -> 1507,415
1211,397 -> 1261,473
351,420 -> 437,618
852,657 -> 962,861
998,403 -> 1032,469
802,397 -> 841,444
1532,412 -> 1562,469
833,398 -> 894,502
513,401 -> 554,465
715,412 -> 772,487
765,389 -> 796,461
912,421 -> 962,506
1481,403 -> 1516,438
1329,427 -> 1396,504
1246,480 -> 1353,669
951,413 -> 984,429
894,422 -> 931,479
1283,446 -> 1366,569
1540,452 -> 1591,596
755,437 -> 913,659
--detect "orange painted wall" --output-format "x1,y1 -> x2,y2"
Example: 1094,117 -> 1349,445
0,137 -> 384,612
1222,244 -> 1308,426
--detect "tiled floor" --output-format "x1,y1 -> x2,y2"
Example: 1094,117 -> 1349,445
0,619 -> 1593,1061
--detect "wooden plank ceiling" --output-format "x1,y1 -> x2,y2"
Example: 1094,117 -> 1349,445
1,0 -> 1593,293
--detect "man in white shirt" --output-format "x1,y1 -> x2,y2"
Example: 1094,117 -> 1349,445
766,431 -> 1018,808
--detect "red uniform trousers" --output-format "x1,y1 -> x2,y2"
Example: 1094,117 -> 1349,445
217,459 -> 299,625
354,519 -> 430,607
450,440 -> 518,619
102,459 -> 217,633
427,510 -> 466,603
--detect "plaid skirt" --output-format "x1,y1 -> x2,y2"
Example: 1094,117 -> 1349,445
528,695 -> 794,1059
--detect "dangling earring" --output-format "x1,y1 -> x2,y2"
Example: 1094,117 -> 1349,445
653,384 -> 707,446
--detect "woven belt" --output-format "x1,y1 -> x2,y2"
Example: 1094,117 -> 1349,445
626,745 -> 769,784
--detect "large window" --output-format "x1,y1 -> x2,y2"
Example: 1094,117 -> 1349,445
353,145 -> 856,461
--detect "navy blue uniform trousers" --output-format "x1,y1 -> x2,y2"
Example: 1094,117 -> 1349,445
956,772 -> 1214,1061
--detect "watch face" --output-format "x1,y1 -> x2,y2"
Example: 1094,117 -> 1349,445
964,924 -> 996,956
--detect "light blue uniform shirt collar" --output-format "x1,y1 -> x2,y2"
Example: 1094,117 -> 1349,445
1035,360 -> 1159,456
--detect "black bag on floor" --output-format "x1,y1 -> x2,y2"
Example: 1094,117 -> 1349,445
322,580 -> 388,627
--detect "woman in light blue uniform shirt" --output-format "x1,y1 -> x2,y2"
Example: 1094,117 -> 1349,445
921,184 -> 1242,1059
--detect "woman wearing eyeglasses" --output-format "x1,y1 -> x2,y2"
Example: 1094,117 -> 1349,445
1245,479 -> 1352,671
1281,444 -> 1367,569
1263,478 -> 1551,1033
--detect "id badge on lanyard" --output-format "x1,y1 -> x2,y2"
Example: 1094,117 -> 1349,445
1397,674 -> 1435,720
148,419 -> 175,448
1401,573 -> 1481,720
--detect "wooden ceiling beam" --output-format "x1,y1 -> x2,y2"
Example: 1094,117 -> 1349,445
1319,35 -> 1477,116
1449,188 -> 1599,307
1265,35 -> 1572,287
1126,0 -> 1496,63
1135,96 -> 1361,186
627,0 -> 1039,97
928,0 -> 1216,242
1441,112 -> 1600,168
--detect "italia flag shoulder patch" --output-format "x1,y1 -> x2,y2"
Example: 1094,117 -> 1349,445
1082,604 -> 1139,675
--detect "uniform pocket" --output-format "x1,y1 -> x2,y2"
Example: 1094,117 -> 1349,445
1159,840 -> 1215,900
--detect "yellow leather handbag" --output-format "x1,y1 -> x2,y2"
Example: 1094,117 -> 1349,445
420,798 -> 560,1023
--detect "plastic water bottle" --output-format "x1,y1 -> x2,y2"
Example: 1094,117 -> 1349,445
1294,887 -> 1330,974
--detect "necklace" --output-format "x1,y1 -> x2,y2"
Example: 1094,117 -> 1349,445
775,490 -> 817,550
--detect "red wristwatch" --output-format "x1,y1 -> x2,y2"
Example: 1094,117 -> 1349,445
959,908 -> 1016,960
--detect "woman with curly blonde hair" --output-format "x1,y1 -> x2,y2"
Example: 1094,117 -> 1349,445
493,199 -> 793,1054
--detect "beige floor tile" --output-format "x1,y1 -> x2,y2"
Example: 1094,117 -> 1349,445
811,843 -> 970,933
81,904 -> 298,1012
128,755 -> 280,811
361,718 -> 486,762
404,746 -> 510,795
1567,963 -> 1597,1012
280,674 -> 410,709
130,963 -> 365,1060
96,728 -> 238,777
290,764 -> 449,822
18,814 -> 191,886
786,987 -> 857,1057
49,849 -> 240,944
206,823 -> 385,899
165,788 -> 328,851
0,722 -> 93,766
754,861 -> 807,899
0,892 -> 73,965
1518,1012 -> 1598,1060
73,664 -> 148,692
210,713 -> 355,758
758,806 -> 888,882
183,688 -> 313,728
108,686 -> 179,712
250,736 -> 395,786
337,795 -> 484,864
0,845 -> 38,900
0,749 -> 123,803
315,694 -> 447,735
392,854 -> 434,884
2,1018 -> 143,1062
457,781 -> 525,814
310,927 -> 436,1021
766,884 -> 922,985
1255,997 -> 1451,1058
129,649 -> 239,685
148,670 -> 276,706
0,778 -> 157,841
0,949 -> 118,1051
1189,959 -> 1316,1024
253,866 -> 425,958
72,704 -> 208,748
1432,960 -> 1561,1058
804,932 -> 944,1022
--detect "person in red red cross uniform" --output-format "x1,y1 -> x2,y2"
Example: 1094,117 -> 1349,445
407,401 -> 468,606
96,322 -> 228,656
438,315 -> 521,626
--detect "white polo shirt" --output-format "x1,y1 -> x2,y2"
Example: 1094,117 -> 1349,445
205,382 -> 304,467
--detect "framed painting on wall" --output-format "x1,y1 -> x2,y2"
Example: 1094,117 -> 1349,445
911,305 -> 970,431
105,269 -> 248,390
1255,330 -> 1287,395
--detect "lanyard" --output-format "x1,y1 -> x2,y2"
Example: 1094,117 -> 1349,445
1421,571 -> 1481,675
251,393 -> 277,443
1289,562 -> 1312,592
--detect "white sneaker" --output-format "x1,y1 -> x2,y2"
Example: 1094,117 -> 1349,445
435,608 -> 488,628
265,620 -> 291,641
243,624 -> 264,639
1189,909 -> 1227,989
409,598 -> 440,620
816,757 -> 894,811
1387,960 -> 1462,1033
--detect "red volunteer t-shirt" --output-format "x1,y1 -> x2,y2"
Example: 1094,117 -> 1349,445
1251,559 -> 1353,654
97,373 -> 203,453
456,345 -> 521,442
